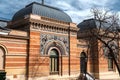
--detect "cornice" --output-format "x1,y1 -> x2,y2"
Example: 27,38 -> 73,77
7,18 -> 30,29
0,35 -> 29,40
7,14 -> 78,36
29,18 -> 69,29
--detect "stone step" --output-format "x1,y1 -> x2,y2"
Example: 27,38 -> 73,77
100,71 -> 120,80
48,75 -> 78,80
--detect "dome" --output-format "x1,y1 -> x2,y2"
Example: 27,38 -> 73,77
12,2 -> 72,22
77,19 -> 96,31
77,18 -> 117,31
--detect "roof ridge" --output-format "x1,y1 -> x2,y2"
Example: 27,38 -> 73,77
26,2 -> 61,11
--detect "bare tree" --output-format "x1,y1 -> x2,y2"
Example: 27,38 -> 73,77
89,8 -> 120,75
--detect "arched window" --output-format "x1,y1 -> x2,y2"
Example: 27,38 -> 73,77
0,46 -> 5,70
50,49 -> 59,74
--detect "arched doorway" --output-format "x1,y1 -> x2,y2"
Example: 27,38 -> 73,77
50,49 -> 59,74
0,46 -> 5,70
80,51 -> 87,73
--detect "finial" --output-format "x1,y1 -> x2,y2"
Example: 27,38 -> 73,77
42,0 -> 44,5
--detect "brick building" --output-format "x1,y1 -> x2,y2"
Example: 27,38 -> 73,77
0,2 -> 120,80
77,19 -> 120,80
0,2 -> 79,80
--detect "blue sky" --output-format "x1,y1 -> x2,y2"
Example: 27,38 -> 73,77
0,0 -> 120,24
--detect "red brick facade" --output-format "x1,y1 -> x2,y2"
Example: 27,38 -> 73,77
0,2 -> 120,80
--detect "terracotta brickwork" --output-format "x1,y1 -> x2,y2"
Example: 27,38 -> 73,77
0,3 -> 119,79
77,32 -> 120,79
27,14 -> 79,79
0,13 -> 120,80
0,30 -> 28,80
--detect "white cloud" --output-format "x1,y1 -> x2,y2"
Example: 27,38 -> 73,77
49,0 -> 118,24
45,0 -> 113,24
0,0 -> 119,24
65,9 -> 93,23
55,1 -> 75,10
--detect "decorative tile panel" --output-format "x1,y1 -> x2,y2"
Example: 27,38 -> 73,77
40,34 -> 69,55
